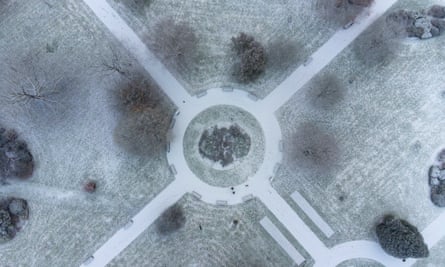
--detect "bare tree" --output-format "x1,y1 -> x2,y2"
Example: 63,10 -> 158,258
151,18 -> 198,68
266,37 -> 302,71
112,74 -> 171,155
114,108 -> 170,155
2,52 -> 64,112
314,0 -> 374,27
100,46 -> 132,77
285,123 -> 339,173
231,32 -> 266,83
352,19 -> 401,67
308,74 -> 345,109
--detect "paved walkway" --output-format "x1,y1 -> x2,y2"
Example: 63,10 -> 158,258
260,217 -> 306,265
80,0 -> 445,266
291,191 -> 334,238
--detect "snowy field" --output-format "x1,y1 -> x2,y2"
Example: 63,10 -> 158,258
0,0 -> 175,265
274,0 -> 445,249
107,0 -> 339,98
3,0 -> 445,266
413,236 -> 445,267
108,194 -> 293,267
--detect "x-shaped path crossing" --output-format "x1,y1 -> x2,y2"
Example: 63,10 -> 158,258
80,0 -> 445,266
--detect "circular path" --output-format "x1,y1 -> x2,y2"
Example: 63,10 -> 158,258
166,88 -> 282,205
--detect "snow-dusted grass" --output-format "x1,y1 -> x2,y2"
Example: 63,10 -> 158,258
274,0 -> 445,248
0,0 -> 174,265
107,0 -> 340,98
109,194 -> 293,267
413,236 -> 445,267
183,105 -> 264,187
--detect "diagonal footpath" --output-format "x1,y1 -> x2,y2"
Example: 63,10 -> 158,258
262,0 -> 399,112
80,180 -> 188,267
78,0 -> 445,266
82,0 -> 193,108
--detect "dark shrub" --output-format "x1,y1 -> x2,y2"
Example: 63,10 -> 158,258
0,198 -> 29,241
232,32 -> 266,82
8,198 -> 28,217
156,204 -> 186,235
83,181 -> 97,193
0,127 -> 34,180
431,184 -> 445,207
376,215 -> 429,259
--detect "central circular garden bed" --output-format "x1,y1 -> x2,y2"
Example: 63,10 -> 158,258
198,124 -> 251,168
183,105 -> 264,187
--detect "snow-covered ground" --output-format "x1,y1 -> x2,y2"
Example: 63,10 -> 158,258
0,0 -> 175,266
107,0 -> 340,98
2,0 -> 445,266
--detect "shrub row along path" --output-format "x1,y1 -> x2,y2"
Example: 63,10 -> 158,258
81,0 -> 442,266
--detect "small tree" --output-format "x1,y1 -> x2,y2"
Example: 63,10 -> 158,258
308,74 -> 345,109
114,78 -> 159,114
151,18 -> 198,68
287,123 -> 339,171
352,21 -> 400,67
112,74 -> 170,155
156,204 -> 186,235
3,52 -> 64,112
231,32 -> 266,83
266,37 -> 301,71
376,215 -> 429,259
314,0 -> 374,26
114,108 -> 170,155
99,46 -> 133,77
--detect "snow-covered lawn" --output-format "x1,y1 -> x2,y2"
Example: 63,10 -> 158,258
274,0 -> 445,248
108,194 -> 293,267
0,0 -> 174,265
107,0 -> 339,98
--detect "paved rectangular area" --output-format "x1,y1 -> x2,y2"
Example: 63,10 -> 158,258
291,191 -> 334,238
260,217 -> 305,265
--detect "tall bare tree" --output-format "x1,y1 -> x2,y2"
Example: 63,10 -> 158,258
151,18 -> 198,69
3,52 -> 63,111
112,75 -> 171,156
314,0 -> 374,27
